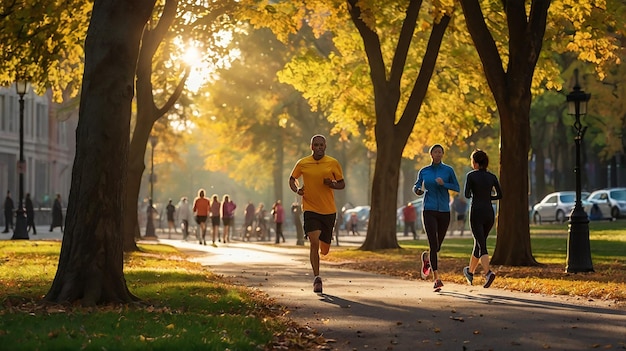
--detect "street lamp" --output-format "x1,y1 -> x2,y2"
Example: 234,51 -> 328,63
12,79 -> 30,240
565,69 -> 593,273
144,135 -> 158,238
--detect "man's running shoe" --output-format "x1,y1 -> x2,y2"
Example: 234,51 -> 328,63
433,279 -> 444,292
484,271 -> 496,288
463,266 -> 474,285
420,251 -> 431,279
313,276 -> 323,294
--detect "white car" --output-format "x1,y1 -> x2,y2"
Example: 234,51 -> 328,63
532,191 -> 589,224
586,188 -> 626,219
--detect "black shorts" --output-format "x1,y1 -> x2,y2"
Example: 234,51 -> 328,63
303,211 -> 336,244
195,215 -> 207,224
211,216 -> 221,226
222,217 -> 232,226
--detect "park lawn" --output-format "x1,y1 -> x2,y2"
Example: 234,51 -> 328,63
324,220 -> 626,305
0,241 -> 324,351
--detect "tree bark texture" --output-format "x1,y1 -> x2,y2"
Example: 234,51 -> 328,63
360,138 -> 403,250
45,0 -> 156,305
492,106 -> 539,265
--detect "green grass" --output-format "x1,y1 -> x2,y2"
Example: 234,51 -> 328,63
0,241 -> 290,351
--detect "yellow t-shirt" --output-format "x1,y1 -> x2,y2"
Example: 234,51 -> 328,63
290,155 -> 344,215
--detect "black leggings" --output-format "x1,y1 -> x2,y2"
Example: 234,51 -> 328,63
469,206 -> 494,258
422,210 -> 450,271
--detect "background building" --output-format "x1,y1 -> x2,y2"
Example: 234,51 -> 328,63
0,85 -> 77,226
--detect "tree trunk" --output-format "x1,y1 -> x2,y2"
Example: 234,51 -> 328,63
533,148 -> 546,203
45,0 -> 156,305
121,0 -> 188,251
122,134 -> 148,252
348,0 -> 450,250
360,138 -> 403,250
491,106 -> 539,266
273,131 -> 284,203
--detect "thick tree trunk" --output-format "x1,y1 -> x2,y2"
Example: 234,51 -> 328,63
45,0 -> 156,305
360,138 -> 403,250
491,106 -> 539,266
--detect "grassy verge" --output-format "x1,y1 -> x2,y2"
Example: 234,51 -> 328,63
324,220 -> 626,306
0,241 -> 323,350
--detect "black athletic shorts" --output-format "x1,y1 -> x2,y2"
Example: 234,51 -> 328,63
211,216 -> 220,226
222,217 -> 232,226
303,211 -> 336,244
195,215 -> 207,224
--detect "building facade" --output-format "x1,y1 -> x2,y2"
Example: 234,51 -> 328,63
0,85 -> 77,225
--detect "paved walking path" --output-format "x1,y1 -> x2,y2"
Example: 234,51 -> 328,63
4,227 -> 625,351
157,233 -> 625,351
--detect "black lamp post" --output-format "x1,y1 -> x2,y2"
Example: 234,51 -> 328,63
144,135 -> 158,238
566,69 -> 593,273
12,79 -> 29,240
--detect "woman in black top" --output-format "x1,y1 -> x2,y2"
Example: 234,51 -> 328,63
463,150 -> 502,288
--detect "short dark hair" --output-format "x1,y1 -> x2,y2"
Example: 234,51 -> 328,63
429,144 -> 444,154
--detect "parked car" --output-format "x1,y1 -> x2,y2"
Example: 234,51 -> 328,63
532,191 -> 590,224
586,188 -> 626,219
342,205 -> 370,231
396,198 -> 425,232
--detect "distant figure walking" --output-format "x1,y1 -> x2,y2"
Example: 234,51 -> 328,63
193,189 -> 210,245
242,201 -> 255,240
349,212 -> 359,236
25,193 -> 36,235
177,197 -> 192,241
402,202 -> 417,239
166,199 -> 177,237
221,194 -> 236,243
209,194 -> 221,245
3,191 -> 14,233
255,203 -> 268,241
49,194 -> 64,233
272,200 -> 285,243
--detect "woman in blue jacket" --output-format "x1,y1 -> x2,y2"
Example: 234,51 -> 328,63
413,144 -> 460,291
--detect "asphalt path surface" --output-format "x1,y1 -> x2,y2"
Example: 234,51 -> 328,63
6,228 -> 625,350
158,234 -> 626,351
